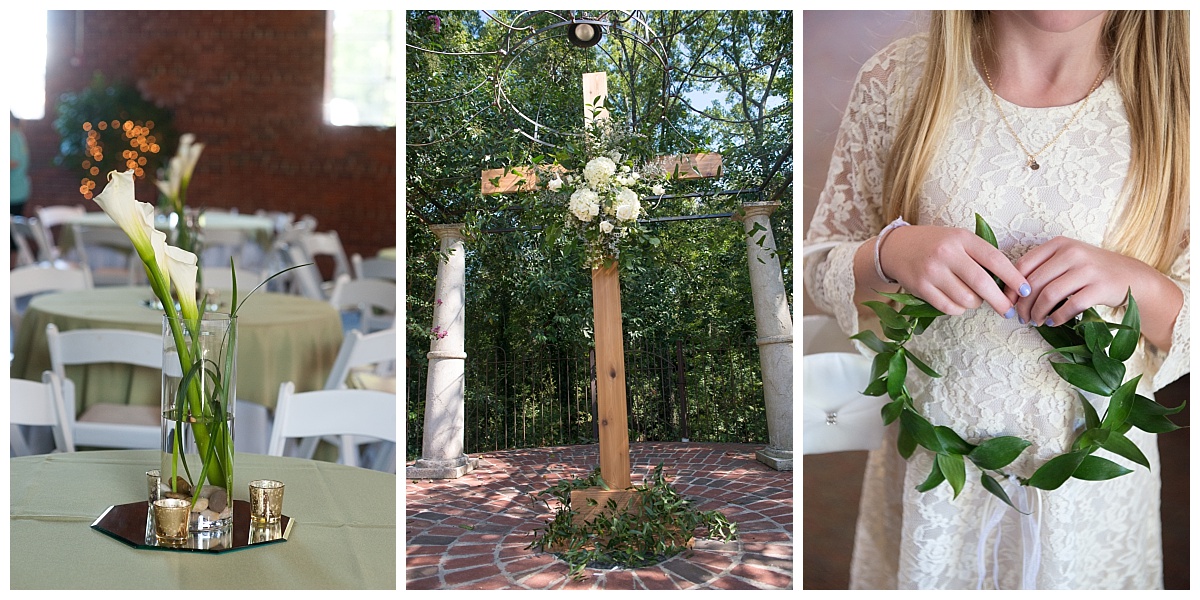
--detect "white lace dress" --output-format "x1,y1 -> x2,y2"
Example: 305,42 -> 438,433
804,34 -> 1190,590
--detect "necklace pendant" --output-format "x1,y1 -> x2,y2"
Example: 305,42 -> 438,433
1028,159 -> 1040,171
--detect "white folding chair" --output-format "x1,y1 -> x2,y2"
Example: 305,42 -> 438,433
34,205 -> 85,262
70,223 -> 143,286
11,216 -> 41,266
268,381 -> 396,472
351,252 -> 396,282
46,323 -> 165,449
328,274 -> 396,333
294,328 -> 397,468
10,371 -> 75,456
291,230 -> 352,299
10,264 -> 92,337
199,227 -> 257,272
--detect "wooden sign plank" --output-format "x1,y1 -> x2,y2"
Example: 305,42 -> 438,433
655,152 -> 723,180
480,154 -> 720,195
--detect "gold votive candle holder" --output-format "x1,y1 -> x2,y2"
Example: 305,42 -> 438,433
249,479 -> 285,524
152,498 -> 191,541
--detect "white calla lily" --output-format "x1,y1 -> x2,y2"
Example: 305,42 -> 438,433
166,246 -> 200,320
178,133 -> 204,183
94,171 -> 157,261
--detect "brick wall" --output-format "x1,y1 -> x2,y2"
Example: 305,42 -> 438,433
23,10 -> 396,262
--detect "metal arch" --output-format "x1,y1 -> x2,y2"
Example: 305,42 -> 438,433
490,11 -> 673,148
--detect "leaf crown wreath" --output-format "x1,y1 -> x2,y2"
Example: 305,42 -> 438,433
853,214 -> 1186,512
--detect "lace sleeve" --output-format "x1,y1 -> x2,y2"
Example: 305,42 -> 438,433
804,36 -> 924,339
1146,245 -> 1190,390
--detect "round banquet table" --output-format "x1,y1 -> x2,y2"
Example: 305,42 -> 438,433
9,450 -> 396,589
10,286 -> 344,412
64,211 -> 276,248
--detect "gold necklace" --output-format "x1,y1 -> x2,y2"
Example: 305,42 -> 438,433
981,56 -> 1107,171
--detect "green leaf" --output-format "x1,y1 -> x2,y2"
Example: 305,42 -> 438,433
1072,455 -> 1133,481
937,453 -> 967,498
974,213 -> 999,248
980,473 -> 1023,512
877,291 -> 929,307
1051,362 -> 1114,396
1071,427 -> 1109,452
1028,450 -> 1088,490
1036,323 -> 1085,350
934,426 -> 975,455
904,348 -> 942,378
1080,321 -> 1114,353
1090,350 -> 1126,392
897,425 -> 917,459
869,351 -> 895,383
900,409 -> 943,453
881,398 -> 905,426
915,458 -> 945,492
1125,395 -> 1184,433
862,377 -> 889,397
882,325 -> 910,342
1100,375 -> 1141,430
1097,430 -> 1150,469
1109,291 -> 1140,362
850,330 -> 891,355
1041,344 -> 1092,364
913,316 -> 936,335
1078,392 -> 1101,430
887,350 -> 908,400
863,300 -> 909,331
899,303 -> 946,318
968,436 -> 1031,470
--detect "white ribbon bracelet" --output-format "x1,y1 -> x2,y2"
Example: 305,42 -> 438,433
874,217 -> 910,284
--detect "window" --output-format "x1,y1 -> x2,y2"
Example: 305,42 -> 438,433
326,10 -> 397,127
11,9 -> 48,120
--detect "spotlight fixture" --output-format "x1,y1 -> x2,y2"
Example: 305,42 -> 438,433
567,21 -> 603,48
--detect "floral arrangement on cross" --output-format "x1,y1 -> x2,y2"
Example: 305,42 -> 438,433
511,122 -> 670,268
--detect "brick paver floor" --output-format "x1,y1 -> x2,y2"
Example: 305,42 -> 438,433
406,442 -> 793,590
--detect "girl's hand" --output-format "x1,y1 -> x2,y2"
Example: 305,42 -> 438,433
1008,237 -> 1158,327
879,225 -> 1031,317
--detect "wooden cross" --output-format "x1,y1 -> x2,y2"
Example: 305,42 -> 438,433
481,72 -> 722,490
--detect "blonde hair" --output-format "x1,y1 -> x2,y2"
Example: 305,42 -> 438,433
882,11 -> 1188,273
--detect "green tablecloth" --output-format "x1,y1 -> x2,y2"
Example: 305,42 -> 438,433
9,450 -> 396,589
10,286 -> 344,412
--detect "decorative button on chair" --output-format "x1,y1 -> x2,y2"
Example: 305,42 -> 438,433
10,371 -> 75,456
802,241 -> 887,455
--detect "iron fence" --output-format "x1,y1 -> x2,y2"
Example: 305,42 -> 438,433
405,335 -> 766,460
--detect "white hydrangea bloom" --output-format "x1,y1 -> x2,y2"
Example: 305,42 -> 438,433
569,188 -> 601,222
583,157 -> 617,188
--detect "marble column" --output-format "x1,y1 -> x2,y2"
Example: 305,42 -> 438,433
735,202 -> 794,471
406,224 -> 478,479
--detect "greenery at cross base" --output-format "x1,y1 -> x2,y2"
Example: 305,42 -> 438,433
53,72 -> 177,188
406,10 -> 791,453
526,464 -> 738,579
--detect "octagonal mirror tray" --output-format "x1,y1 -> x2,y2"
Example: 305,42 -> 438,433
91,500 -> 294,553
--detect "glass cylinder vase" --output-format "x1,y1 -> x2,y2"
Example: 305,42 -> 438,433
160,314 -> 236,533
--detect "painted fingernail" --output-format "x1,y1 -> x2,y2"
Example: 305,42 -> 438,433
1004,307 -> 1016,319
1045,318 -> 1055,327
1019,283 -> 1031,297
1018,316 -> 1026,325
